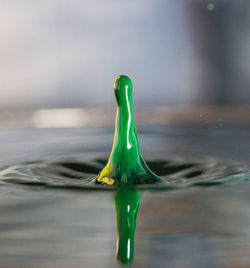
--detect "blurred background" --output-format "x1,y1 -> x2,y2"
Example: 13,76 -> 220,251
1,3 -> 250,268
0,0 -> 250,127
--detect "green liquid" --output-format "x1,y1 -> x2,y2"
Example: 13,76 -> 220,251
114,189 -> 140,264
95,75 -> 165,185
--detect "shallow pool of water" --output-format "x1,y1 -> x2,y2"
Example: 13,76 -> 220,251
0,125 -> 250,267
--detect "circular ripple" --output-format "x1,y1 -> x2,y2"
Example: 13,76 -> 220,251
0,158 -> 250,191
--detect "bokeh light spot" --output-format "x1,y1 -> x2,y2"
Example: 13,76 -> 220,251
207,3 -> 215,11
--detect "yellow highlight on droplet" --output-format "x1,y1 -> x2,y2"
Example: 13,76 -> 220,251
114,76 -> 121,88
102,177 -> 115,185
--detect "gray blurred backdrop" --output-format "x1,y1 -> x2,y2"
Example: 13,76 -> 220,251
0,0 -> 250,109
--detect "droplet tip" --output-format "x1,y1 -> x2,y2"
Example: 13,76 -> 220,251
114,75 -> 132,89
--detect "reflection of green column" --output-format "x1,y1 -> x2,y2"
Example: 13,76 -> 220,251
114,190 -> 141,264
95,75 -> 165,185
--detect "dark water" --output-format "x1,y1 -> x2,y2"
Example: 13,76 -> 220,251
0,125 -> 250,267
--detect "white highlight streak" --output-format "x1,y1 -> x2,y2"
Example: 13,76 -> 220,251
125,86 -> 132,149
127,238 -> 130,259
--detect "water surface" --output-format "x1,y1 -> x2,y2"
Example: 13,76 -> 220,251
0,125 -> 250,267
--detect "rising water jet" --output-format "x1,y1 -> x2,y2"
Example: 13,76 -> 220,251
94,75 -> 165,186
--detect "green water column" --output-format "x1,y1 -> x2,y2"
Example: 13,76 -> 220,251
95,75 -> 165,185
114,190 -> 140,264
